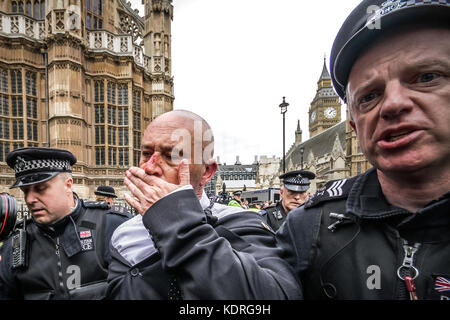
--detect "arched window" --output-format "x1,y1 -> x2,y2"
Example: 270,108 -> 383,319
40,0 -> 45,19
34,1 -> 40,19
26,1 -> 32,16
18,1 -> 24,13
87,0 -> 103,29
10,70 -> 22,94
12,1 -> 17,13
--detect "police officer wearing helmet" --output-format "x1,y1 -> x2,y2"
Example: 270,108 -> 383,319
277,0 -> 450,299
0,147 -> 131,299
263,170 -> 315,231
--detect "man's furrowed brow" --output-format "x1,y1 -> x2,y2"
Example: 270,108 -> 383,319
141,144 -> 154,151
160,145 -> 175,154
141,143 -> 175,153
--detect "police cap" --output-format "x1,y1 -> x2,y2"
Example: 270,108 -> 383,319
279,170 -> 315,192
330,0 -> 450,102
6,147 -> 77,188
233,190 -> 242,196
95,185 -> 117,198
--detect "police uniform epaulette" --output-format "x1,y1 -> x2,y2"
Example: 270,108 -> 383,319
261,204 -> 277,214
304,176 -> 358,209
109,204 -> 130,217
82,200 -> 110,210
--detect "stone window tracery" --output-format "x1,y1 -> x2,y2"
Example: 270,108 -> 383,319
11,1 -> 45,19
118,12 -> 142,44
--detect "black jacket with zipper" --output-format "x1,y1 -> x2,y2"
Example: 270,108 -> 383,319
0,197 -> 130,300
107,188 -> 301,300
276,168 -> 450,300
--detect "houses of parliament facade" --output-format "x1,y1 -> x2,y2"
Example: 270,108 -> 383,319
0,0 -> 174,199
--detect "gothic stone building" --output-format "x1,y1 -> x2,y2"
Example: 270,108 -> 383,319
0,0 -> 174,199
205,156 -> 259,197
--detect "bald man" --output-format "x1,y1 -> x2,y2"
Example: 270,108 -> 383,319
106,110 -> 300,300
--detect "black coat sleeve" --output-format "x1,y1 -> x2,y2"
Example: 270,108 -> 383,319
140,189 -> 302,300
276,205 -> 319,281
102,212 -> 131,266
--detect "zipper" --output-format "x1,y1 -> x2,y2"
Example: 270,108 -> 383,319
397,239 -> 421,300
55,237 -> 65,295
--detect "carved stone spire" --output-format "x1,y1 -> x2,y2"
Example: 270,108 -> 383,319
295,119 -> 303,145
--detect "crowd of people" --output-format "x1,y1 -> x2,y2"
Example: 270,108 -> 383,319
0,0 -> 448,300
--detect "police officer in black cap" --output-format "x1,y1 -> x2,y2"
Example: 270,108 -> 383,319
95,185 -> 117,205
95,185 -> 132,217
263,170 -> 315,231
0,147 -> 131,299
277,0 -> 450,300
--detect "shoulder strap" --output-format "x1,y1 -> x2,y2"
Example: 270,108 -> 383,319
305,175 -> 358,209
82,200 -> 110,210
109,204 -> 132,218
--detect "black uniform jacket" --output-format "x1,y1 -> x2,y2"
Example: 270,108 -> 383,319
0,197 -> 130,300
276,168 -> 450,300
107,187 -> 301,299
262,201 -> 287,232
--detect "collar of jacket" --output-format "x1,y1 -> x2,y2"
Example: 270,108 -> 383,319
345,168 -> 407,219
277,200 -> 287,215
346,168 -> 450,242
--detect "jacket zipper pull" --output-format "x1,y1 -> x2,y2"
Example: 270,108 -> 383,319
397,240 -> 421,300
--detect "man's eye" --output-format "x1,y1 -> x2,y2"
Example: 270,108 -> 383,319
352,90 -> 380,113
165,153 -> 175,160
169,148 -> 183,160
35,185 -> 46,193
360,92 -> 378,104
417,72 -> 440,83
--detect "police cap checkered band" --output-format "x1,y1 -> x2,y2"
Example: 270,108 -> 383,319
6,147 -> 77,188
330,0 -> 450,101
13,157 -> 72,175
279,170 -> 316,192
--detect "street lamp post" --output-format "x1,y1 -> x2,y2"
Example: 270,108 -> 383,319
279,97 -> 289,173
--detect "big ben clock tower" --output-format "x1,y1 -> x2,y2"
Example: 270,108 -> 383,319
309,58 -> 342,138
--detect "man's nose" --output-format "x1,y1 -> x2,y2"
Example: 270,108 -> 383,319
141,153 -> 163,176
24,190 -> 37,205
380,80 -> 414,121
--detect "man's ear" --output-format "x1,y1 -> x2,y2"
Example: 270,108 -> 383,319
200,159 -> 218,186
65,176 -> 74,195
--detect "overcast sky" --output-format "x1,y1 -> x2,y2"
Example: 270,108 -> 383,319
130,0 -> 362,165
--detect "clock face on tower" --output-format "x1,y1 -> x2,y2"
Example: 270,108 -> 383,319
324,107 -> 337,119
310,110 -> 316,123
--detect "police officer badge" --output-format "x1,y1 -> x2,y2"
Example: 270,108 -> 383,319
79,230 -> 94,252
